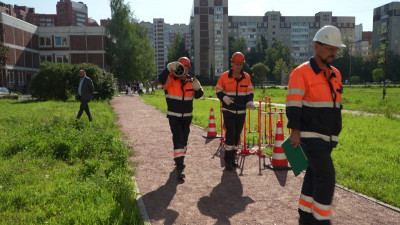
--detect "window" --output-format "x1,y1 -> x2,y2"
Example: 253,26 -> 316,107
54,37 -> 68,47
56,55 -> 69,63
40,55 -> 52,64
39,37 -> 52,47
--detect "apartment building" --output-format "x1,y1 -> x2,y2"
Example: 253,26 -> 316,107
354,32 -> 372,57
372,1 -> 400,55
0,12 -> 107,92
141,18 -> 191,75
228,11 -> 355,64
190,0 -> 229,79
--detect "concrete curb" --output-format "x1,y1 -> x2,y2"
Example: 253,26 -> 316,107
131,176 -> 151,225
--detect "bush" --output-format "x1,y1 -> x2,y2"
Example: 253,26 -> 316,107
29,62 -> 73,101
29,63 -> 115,101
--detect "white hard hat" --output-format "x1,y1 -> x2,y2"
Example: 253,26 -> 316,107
313,25 -> 346,48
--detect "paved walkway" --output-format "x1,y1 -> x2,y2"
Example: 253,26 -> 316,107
111,95 -> 400,225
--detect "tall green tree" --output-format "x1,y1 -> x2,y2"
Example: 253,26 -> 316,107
106,0 -> 155,82
167,33 -> 190,63
251,62 -> 270,84
273,58 -> 289,84
264,40 -> 292,83
245,36 -> 267,68
0,44 -> 9,86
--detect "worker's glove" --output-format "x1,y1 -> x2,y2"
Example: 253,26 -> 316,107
246,101 -> 257,110
192,77 -> 202,91
223,96 -> 234,105
167,62 -> 180,72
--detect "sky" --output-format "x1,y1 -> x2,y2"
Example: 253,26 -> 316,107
5,0 -> 396,31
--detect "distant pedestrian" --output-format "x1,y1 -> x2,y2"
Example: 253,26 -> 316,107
76,69 -> 94,122
286,25 -> 345,225
145,80 -> 150,94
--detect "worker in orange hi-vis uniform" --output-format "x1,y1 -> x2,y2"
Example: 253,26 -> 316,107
216,52 -> 256,171
158,57 -> 203,180
286,25 -> 346,225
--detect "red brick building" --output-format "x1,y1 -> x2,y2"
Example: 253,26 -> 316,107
0,12 -> 108,93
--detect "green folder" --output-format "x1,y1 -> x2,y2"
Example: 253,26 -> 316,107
281,137 -> 309,176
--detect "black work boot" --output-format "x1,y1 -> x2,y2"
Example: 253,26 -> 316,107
174,157 -> 186,180
224,150 -> 234,171
232,150 -> 239,168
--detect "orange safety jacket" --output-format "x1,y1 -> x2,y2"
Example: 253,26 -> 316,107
159,68 -> 203,118
286,57 -> 342,146
216,69 -> 254,114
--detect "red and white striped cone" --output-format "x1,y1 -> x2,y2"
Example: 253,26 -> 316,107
203,107 -> 220,138
265,120 -> 291,170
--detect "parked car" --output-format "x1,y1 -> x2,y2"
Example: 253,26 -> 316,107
0,87 -> 18,100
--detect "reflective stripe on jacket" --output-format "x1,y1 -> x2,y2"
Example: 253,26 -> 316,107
159,68 -> 203,118
216,69 -> 254,114
286,57 -> 342,145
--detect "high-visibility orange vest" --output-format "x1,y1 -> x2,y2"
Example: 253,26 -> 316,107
161,71 -> 197,118
216,69 -> 254,114
286,57 -> 342,145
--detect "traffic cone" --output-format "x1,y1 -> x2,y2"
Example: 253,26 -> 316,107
265,120 -> 291,170
203,107 -> 220,138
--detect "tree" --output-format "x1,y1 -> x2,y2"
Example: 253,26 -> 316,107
372,68 -> 384,83
167,33 -> 190,63
245,36 -> 267,68
350,76 -> 360,84
378,24 -> 389,99
264,40 -> 292,83
273,58 -> 289,84
106,0 -> 156,83
251,62 -> 270,85
0,44 -> 9,86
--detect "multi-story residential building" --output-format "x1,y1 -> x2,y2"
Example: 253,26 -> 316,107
190,0 -> 229,79
189,0 -> 354,77
372,1 -> 400,55
141,19 -> 190,75
354,31 -> 372,57
0,12 -> 108,92
228,11 -> 355,65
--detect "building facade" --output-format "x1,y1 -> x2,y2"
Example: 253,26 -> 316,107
141,18 -> 191,75
0,12 -> 39,92
56,0 -> 88,26
354,31 -> 372,57
228,11 -> 355,65
190,0 -> 229,79
1,12 -> 107,92
372,1 -> 400,55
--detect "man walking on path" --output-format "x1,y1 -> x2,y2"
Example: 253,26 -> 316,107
216,52 -> 256,171
286,25 -> 345,225
76,69 -> 94,122
158,56 -> 203,180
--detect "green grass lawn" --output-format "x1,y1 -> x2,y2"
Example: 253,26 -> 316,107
142,86 -> 400,209
0,99 -> 142,224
